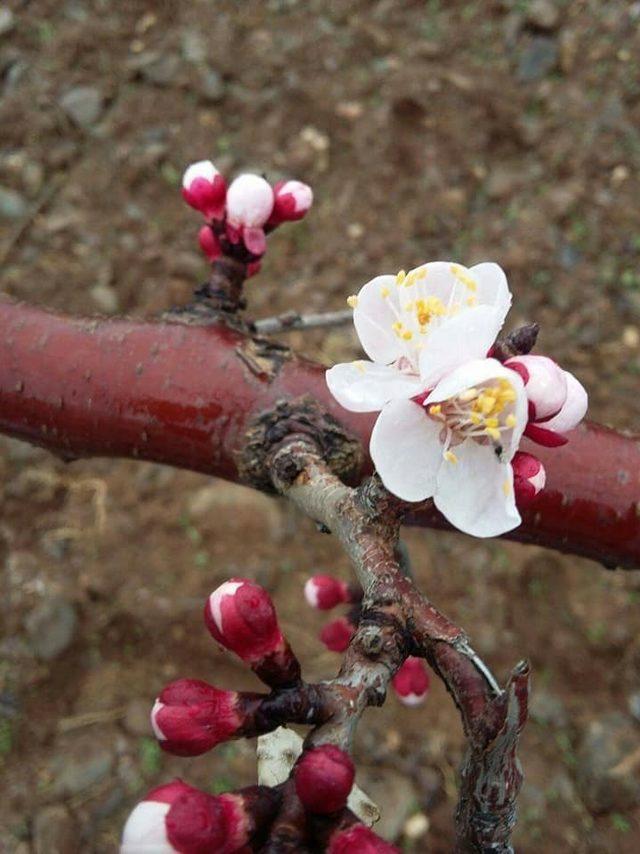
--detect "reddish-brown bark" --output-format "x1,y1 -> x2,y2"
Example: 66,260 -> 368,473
1,296 -> 638,569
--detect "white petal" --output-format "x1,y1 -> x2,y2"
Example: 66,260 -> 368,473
226,174 -> 274,227
469,262 -> 512,324
418,307 -> 504,387
326,362 -> 422,413
406,261 -> 460,303
370,399 -> 443,502
353,275 -> 403,364
121,801 -> 176,853
207,580 -> 243,634
434,441 -> 521,537
150,700 -> 166,741
182,160 -> 216,189
544,371 -> 588,433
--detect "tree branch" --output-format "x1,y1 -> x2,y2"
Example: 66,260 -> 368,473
0,296 -> 638,569
268,437 -> 529,851
253,308 -> 353,335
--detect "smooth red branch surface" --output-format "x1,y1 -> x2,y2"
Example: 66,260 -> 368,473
1,297 -> 639,569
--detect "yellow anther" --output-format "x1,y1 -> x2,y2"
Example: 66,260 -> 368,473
470,412 -> 482,425
347,295 -> 358,308
444,450 -> 458,464
429,404 -> 442,416
460,387 -> 478,402
502,479 -> 512,496
402,330 -> 413,340
415,296 -> 446,326
484,417 -> 499,429
354,361 -> 366,374
392,321 -> 403,333
506,413 -> 517,428
416,266 -> 427,279
396,269 -> 406,285
479,395 -> 497,415
466,296 -> 478,306
406,271 -> 417,287
381,286 -> 390,298
485,427 -> 501,441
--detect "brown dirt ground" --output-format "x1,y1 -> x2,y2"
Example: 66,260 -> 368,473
1,0 -> 640,851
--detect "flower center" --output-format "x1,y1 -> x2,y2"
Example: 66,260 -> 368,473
427,378 -> 518,463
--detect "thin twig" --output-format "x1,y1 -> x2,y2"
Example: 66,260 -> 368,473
253,309 -> 352,335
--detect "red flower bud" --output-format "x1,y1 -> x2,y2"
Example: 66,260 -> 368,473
512,451 -> 546,508
294,745 -> 355,814
304,574 -> 349,610
392,657 -> 430,707
320,617 -> 356,652
151,679 -> 243,757
121,779 -> 193,853
268,179 -> 313,226
166,789 -> 249,854
204,578 -> 283,663
327,824 -> 400,853
181,161 -> 227,220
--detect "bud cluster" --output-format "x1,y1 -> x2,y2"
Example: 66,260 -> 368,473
304,573 -> 431,708
182,160 -> 313,276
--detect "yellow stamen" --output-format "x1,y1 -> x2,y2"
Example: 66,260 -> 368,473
354,361 -> 366,374
444,450 -> 458,464
429,404 -> 442,416
347,295 -> 358,308
484,417 -> 499,429
402,330 -> 413,340
506,413 -> 517,428
485,427 -> 501,441
502,479 -> 512,496
381,286 -> 390,298
396,269 -> 406,285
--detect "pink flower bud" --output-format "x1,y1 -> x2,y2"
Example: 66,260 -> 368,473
197,225 -> 221,262
304,575 -> 349,610
268,179 -> 313,225
226,174 -> 274,257
204,578 -> 283,663
543,370 -> 588,435
328,824 -> 400,853
512,452 -> 546,507
505,355 -> 567,421
392,657 -> 430,707
151,679 -> 243,757
181,160 -> 227,220
121,779 -> 191,853
319,617 -> 356,652
294,745 -> 355,814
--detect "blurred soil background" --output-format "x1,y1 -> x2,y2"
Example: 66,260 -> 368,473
1,0 -> 640,851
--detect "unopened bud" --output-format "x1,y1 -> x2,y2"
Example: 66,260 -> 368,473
181,160 -> 226,220
512,452 -> 546,507
204,578 -> 300,688
328,824 -> 400,853
268,179 -> 313,225
319,617 -> 356,653
392,657 -> 430,707
304,575 -> 349,610
226,174 -> 274,257
151,679 -> 244,757
505,355 -> 567,421
120,780 -> 191,853
294,745 -> 355,814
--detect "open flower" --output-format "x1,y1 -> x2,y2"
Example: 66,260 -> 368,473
327,261 -> 512,413
370,358 -> 528,537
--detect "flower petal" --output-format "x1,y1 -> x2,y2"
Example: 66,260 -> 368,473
353,275 -> 403,364
543,371 -> 587,433
370,399 -> 443,502
418,306 -> 505,387
326,362 -> 422,413
469,262 -> 512,324
434,441 -> 521,537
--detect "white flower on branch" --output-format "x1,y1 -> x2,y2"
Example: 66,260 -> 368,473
326,261 -> 511,412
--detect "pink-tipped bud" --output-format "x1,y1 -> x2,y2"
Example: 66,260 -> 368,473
505,355 -> 567,421
392,657 -> 431,707
151,679 -> 243,757
121,779 -> 192,853
543,370 -> 588,435
181,160 -> 227,220
166,790 -> 249,854
512,452 -> 546,508
294,745 -> 355,814
197,225 -> 221,262
320,617 -> 355,653
304,575 -> 349,610
328,824 -> 400,853
204,578 -> 283,663
226,174 -> 274,257
268,179 -> 313,225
